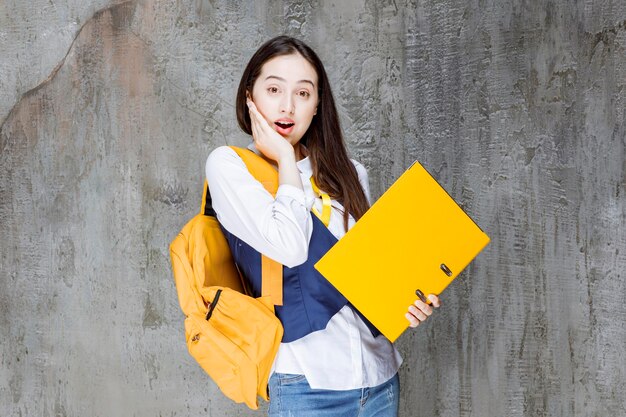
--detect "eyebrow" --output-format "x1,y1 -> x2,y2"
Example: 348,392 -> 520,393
264,75 -> 315,88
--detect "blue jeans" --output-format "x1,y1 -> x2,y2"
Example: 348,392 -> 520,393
267,372 -> 399,417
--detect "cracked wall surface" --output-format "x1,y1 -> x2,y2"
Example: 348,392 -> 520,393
1,1 -> 625,416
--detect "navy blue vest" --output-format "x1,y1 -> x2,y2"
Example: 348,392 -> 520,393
220,213 -> 381,343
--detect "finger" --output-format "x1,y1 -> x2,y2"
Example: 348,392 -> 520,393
250,105 -> 273,134
248,100 -> 264,124
251,119 -> 262,143
428,294 -> 441,308
248,105 -> 268,138
247,100 -> 259,123
247,100 -> 260,123
249,111 -> 260,140
405,312 -> 419,328
248,100 -> 274,132
408,305 -> 428,322
251,124 -> 259,142
247,102 -> 261,139
413,299 -> 433,316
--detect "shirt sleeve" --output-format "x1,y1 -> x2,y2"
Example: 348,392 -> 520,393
205,146 -> 313,267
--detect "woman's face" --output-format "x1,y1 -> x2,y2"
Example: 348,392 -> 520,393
249,53 -> 319,146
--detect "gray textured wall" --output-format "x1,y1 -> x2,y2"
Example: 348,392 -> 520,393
1,1 -> 625,416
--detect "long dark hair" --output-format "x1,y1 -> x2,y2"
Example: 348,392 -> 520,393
236,35 -> 369,231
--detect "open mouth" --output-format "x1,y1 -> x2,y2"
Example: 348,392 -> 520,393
275,121 -> 295,129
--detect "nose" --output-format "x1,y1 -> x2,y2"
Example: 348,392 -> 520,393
280,94 -> 295,114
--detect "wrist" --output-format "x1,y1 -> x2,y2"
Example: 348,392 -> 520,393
277,147 -> 296,165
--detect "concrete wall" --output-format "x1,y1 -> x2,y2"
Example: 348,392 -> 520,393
1,1 -> 624,416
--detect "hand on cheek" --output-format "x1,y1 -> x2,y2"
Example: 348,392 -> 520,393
405,294 -> 441,328
246,98 -> 293,162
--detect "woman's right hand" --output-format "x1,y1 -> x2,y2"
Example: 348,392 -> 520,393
405,294 -> 441,328
247,99 -> 295,163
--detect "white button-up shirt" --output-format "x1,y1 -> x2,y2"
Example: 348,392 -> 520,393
205,143 -> 402,390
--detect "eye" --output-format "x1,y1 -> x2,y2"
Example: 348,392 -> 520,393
298,90 -> 311,98
267,86 -> 280,94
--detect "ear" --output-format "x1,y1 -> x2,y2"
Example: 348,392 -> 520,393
313,107 -> 317,115
246,90 -> 252,101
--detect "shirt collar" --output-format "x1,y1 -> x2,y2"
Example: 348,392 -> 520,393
246,142 -> 312,177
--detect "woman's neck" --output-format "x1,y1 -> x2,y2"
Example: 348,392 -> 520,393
295,143 -> 308,161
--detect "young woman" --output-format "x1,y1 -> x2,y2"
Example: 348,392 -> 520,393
205,35 -> 441,417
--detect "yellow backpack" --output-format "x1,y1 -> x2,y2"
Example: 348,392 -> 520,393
169,146 -> 284,410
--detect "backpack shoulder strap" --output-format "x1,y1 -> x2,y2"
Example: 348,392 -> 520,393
230,146 -> 279,196
201,146 -> 278,216
202,146 -> 283,306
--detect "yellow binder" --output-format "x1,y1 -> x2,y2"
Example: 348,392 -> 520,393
314,161 -> 490,342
